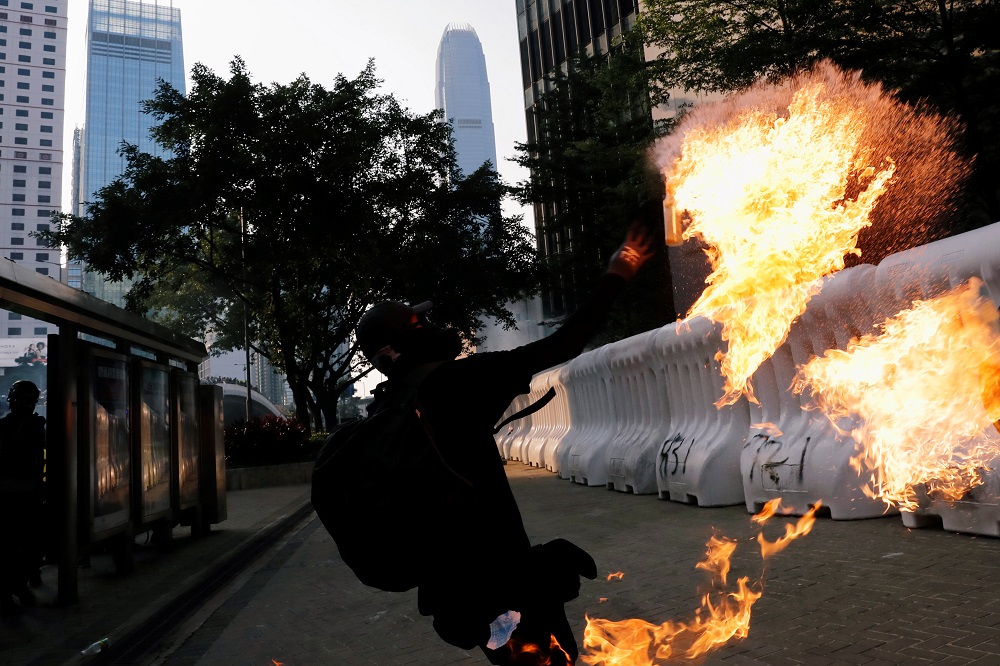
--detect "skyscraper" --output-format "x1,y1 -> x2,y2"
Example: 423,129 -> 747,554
435,22 -> 544,351
73,0 -> 184,306
435,23 -> 497,178
516,0 -> 642,322
0,0 -> 68,349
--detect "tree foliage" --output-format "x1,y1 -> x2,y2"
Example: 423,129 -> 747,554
639,0 -> 1000,227
43,58 -> 540,430
513,34 -> 677,343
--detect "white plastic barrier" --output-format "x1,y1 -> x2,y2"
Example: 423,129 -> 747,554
555,350 -> 606,480
494,392 -> 531,459
508,376 -> 552,463
654,317 -> 751,506
603,330 -> 663,494
874,222 -> 1000,535
524,365 -> 571,472
740,264 -> 897,518
563,345 -> 619,486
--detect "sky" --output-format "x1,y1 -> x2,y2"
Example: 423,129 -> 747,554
61,0 -> 531,217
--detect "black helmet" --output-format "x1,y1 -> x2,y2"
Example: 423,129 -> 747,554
357,300 -> 433,361
8,380 -> 40,403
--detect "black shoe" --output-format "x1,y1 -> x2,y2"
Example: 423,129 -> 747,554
13,587 -> 35,608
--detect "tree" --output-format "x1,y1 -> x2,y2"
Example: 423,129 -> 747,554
513,34 -> 676,344
639,0 -> 1000,228
43,58 -> 540,431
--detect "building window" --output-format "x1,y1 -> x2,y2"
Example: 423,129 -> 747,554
41,70 -> 52,78
13,151 -> 26,158
14,109 -> 26,117
43,31 -> 54,39
11,237 -> 23,245
39,111 -> 51,119
35,223 -> 47,231
15,95 -> 27,103
34,268 -> 47,276
41,57 -> 52,65
13,164 -> 25,172
38,139 -> 50,146
38,152 -> 49,160
7,313 -> 19,320
36,195 -> 49,203
33,327 -> 46,335
20,3 -> 33,9
18,28 -> 29,36
42,45 -> 54,53
36,209 -> 49,216
41,84 -> 52,92
40,97 -> 52,105
17,55 -> 29,63
37,166 -> 49,174
11,193 -> 23,201
11,222 -> 23,230
15,81 -> 27,89
16,67 -> 27,75
7,328 -> 21,336
12,179 -> 24,187
14,122 -> 26,130
18,41 -> 30,49
9,253 -> 21,260
11,211 -> 24,219
18,16 -> 29,23
40,125 -> 51,132
37,181 -> 49,189
13,136 -> 26,144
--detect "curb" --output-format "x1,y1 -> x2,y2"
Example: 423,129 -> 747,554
69,494 -> 315,666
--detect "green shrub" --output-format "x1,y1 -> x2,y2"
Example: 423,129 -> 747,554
225,415 -> 322,468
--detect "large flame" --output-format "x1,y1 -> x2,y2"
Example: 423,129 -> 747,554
795,278 -> 1000,510
582,501 -> 821,664
661,71 -> 894,405
653,61 -> 970,406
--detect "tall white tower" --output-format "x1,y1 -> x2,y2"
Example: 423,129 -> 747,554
435,23 -> 497,178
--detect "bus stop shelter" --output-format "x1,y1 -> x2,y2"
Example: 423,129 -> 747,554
0,259 -> 225,604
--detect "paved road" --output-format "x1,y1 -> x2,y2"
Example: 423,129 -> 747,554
154,465 -> 1000,665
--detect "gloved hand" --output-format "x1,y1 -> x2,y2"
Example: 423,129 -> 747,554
607,223 -> 655,281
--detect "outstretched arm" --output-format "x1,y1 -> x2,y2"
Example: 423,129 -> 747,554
517,223 -> 656,373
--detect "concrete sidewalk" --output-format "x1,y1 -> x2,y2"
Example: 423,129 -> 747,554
0,483 -> 313,666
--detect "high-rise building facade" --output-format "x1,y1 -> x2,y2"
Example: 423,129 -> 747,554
73,0 -> 184,306
435,23 -> 498,177
516,0 -> 641,321
0,0 -> 68,353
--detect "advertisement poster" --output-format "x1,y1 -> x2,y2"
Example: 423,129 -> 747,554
93,355 -> 131,535
177,373 -> 200,509
139,366 -> 171,520
0,337 -> 48,419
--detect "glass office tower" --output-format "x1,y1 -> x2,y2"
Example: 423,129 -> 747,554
435,23 -> 498,178
74,0 -> 184,307
0,0 -> 68,353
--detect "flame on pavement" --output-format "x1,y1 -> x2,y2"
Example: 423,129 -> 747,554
795,278 -> 1000,510
607,572 -> 625,581
582,500 -> 822,664
504,634 -> 572,665
757,502 -> 822,559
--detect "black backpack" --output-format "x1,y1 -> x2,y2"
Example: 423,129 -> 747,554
311,365 -> 557,592
311,364 -> 464,592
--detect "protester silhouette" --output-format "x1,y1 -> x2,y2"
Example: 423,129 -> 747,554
355,224 -> 655,664
0,380 -> 46,616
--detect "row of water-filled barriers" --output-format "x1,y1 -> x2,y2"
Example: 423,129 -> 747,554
495,221 -> 1000,536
